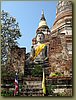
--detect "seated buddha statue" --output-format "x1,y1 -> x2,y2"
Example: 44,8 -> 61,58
26,31 -> 48,64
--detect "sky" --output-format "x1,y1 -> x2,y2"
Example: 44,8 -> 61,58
1,1 -> 58,53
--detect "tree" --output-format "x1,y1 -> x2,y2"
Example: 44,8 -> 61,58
1,10 -> 21,78
1,10 -> 21,65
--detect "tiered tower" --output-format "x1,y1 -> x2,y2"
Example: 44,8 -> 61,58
51,1 -> 72,35
49,1 -> 72,76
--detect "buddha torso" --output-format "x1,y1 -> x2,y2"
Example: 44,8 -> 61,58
33,42 -> 46,62
30,32 -> 47,63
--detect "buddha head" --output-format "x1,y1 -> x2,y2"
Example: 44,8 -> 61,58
36,32 -> 45,43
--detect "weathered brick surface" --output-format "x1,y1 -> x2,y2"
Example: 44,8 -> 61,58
10,46 -> 26,74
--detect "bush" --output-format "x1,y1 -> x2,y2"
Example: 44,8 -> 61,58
31,65 -> 43,77
46,84 -> 56,96
49,72 -> 63,77
1,89 -> 14,96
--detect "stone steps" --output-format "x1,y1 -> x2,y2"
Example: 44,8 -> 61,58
21,80 -> 43,96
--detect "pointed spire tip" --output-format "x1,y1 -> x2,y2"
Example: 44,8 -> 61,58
42,9 -> 44,15
40,9 -> 46,21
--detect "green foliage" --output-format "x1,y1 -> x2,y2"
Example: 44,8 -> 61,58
47,84 -> 56,95
1,10 -> 22,79
1,89 -> 14,96
31,65 -> 43,77
1,10 -> 21,65
49,72 -> 63,77
49,73 -> 56,77
55,72 -> 63,76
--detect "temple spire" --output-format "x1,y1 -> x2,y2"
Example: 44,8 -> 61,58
42,9 -> 44,15
40,9 -> 46,21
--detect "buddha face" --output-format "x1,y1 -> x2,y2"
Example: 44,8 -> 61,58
36,33 -> 44,43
